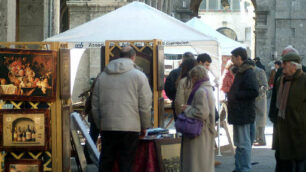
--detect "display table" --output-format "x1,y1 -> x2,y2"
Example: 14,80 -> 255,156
113,138 -> 181,172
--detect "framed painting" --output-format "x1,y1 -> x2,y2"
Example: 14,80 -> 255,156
0,48 -> 57,101
5,159 -> 43,172
155,138 -> 181,172
0,109 -> 50,151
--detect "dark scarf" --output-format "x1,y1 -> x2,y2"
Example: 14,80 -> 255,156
276,69 -> 302,119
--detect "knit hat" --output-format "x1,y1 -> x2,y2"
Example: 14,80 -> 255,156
282,53 -> 301,63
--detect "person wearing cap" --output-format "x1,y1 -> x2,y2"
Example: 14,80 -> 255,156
269,46 -> 306,123
270,52 -> 306,172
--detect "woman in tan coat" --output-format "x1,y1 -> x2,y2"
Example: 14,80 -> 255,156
180,65 -> 216,172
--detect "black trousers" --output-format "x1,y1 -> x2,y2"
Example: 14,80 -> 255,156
99,131 -> 139,172
275,151 -> 306,172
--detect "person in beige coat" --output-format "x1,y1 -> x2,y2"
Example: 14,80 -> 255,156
180,65 -> 216,172
91,46 -> 152,172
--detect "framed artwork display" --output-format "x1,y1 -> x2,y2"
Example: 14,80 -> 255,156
5,159 -> 43,172
155,138 -> 181,172
0,109 -> 50,151
0,48 -> 57,101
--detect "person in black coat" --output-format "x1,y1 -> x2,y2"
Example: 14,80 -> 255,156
254,57 -> 266,71
164,52 -> 195,119
227,48 -> 259,172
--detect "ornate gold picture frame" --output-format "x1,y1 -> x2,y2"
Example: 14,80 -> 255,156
0,109 -> 50,151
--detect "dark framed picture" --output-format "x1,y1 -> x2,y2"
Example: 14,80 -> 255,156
0,48 -> 57,101
155,138 -> 181,172
5,159 -> 43,172
0,109 -> 50,151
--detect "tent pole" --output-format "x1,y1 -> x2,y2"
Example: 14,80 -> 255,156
217,86 -> 222,156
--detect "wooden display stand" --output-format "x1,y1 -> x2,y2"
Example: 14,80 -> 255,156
0,42 -> 70,172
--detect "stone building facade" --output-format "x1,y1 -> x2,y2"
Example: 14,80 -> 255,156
254,0 -> 306,67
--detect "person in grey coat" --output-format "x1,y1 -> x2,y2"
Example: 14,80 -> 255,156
92,46 -> 152,172
248,59 -> 268,145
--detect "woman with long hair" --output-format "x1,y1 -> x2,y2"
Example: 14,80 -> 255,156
175,58 -> 197,115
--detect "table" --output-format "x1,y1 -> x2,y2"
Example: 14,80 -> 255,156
113,138 -> 181,172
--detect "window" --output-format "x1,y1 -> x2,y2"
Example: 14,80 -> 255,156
245,27 -> 251,41
244,1 -> 250,12
208,0 -> 218,10
200,0 -> 241,11
291,28 -> 296,37
217,27 -> 238,41
200,0 -> 207,10
220,0 -> 231,9
232,0 -> 240,10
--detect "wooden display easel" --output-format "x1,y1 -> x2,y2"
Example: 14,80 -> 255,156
0,42 -> 70,172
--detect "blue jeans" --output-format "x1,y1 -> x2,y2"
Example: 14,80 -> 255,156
233,123 -> 254,172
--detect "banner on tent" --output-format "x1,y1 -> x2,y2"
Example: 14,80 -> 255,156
72,41 -> 191,49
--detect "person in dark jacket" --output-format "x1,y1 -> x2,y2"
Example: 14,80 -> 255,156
269,46 -> 306,172
273,53 -> 306,172
269,46 -> 306,123
228,48 -> 259,172
254,57 -> 266,71
164,52 -> 195,119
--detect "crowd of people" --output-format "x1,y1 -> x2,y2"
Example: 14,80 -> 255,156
85,45 -> 305,172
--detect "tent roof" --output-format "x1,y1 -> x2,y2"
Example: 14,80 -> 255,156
45,2 -> 216,43
186,17 -> 246,55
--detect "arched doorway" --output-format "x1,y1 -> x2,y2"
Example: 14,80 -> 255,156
217,27 -> 238,41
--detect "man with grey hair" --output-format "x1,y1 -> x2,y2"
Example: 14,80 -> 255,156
270,52 -> 306,172
269,46 -> 306,123
92,46 -> 152,171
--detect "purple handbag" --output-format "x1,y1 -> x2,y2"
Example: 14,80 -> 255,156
175,79 -> 208,138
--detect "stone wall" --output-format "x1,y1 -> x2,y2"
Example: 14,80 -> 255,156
255,0 -> 306,68
0,0 -> 16,42
18,0 -> 44,41
0,0 -> 8,41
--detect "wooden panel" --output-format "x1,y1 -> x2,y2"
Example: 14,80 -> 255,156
71,130 -> 87,172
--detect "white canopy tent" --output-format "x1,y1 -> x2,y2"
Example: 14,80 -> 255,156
45,1 -> 222,85
45,1 -> 223,154
186,17 -> 246,56
46,2 -> 215,44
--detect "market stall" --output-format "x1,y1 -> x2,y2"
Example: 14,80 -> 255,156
45,1 -> 221,128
